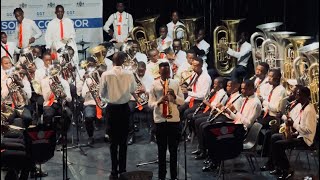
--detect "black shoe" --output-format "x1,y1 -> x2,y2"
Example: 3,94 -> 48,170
203,158 -> 211,165
270,169 -> 282,175
277,170 -> 294,179
56,135 -> 63,145
195,152 -> 207,160
202,162 -> 217,172
104,134 -> 110,143
109,173 -> 118,180
88,137 -> 94,146
128,136 -> 134,145
30,170 -> 48,178
191,149 -> 201,155
260,164 -> 274,171
149,134 -> 156,144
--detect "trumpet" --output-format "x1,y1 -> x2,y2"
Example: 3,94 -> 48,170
163,79 -> 173,119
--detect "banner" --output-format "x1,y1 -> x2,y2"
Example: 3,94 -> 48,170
1,0 -> 103,52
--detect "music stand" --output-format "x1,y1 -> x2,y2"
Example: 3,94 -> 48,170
77,38 -> 90,60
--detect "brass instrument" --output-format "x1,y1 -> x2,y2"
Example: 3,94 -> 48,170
251,22 -> 283,70
48,64 -> 67,101
133,72 -> 148,108
86,67 -> 107,109
163,79 -> 172,119
181,17 -> 203,47
131,15 -> 159,54
308,60 -> 319,114
193,89 -> 216,118
179,69 -> 193,86
57,46 -> 76,82
213,19 -> 245,76
278,100 -> 296,139
89,45 -> 106,66
269,119 -> 280,134
121,42 -> 138,72
173,24 -> 190,50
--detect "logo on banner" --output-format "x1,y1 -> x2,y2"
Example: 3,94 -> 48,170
47,2 -> 56,8
19,3 -> 27,8
76,1 -> 85,7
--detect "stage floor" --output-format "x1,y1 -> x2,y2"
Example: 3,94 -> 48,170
1,122 -> 319,180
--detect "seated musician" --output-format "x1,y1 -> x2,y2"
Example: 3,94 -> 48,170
263,87 -> 317,180
128,62 -> 154,145
201,80 -> 261,171
156,26 -> 173,59
172,38 -> 187,67
146,49 -> 160,80
253,62 -> 270,100
191,77 -> 228,159
40,62 -> 72,142
191,28 -> 210,70
178,57 -> 211,123
32,45 -> 45,69
130,40 -> 148,64
1,56 -> 33,128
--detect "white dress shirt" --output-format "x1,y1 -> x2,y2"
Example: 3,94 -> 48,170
157,36 -> 173,52
103,11 -> 134,43
230,95 -> 262,130
254,76 -> 269,95
34,67 -> 48,86
1,77 -> 32,103
196,40 -> 210,69
210,88 -> 228,108
226,41 -> 252,67
225,92 -> 243,112
82,78 -> 96,106
134,52 -> 148,64
33,57 -> 45,69
262,84 -> 287,116
167,21 -> 185,39
146,61 -> 160,79
148,78 -> 185,123
174,50 -> 187,67
140,74 -> 154,93
99,66 -> 137,104
40,76 -> 72,106
15,18 -> 42,48
1,42 -> 17,58
185,71 -> 212,102
281,101 -> 302,123
104,57 -> 114,71
293,103 -> 317,146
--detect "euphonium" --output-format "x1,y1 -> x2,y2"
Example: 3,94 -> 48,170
133,72 -> 148,108
163,79 -> 172,119
173,24 -> 190,50
181,17 -> 202,47
251,22 -> 283,70
307,55 -> 319,114
86,67 -> 107,109
89,45 -> 106,66
121,42 -> 138,72
132,15 -> 159,53
48,64 -> 67,100
213,19 -> 245,76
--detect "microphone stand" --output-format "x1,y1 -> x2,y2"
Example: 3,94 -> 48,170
59,99 -> 70,180
180,119 -> 188,180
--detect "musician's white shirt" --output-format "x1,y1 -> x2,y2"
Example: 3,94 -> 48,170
34,67 -> 48,85
33,57 -> 45,69
157,36 -> 173,52
146,61 -> 160,80
148,78 -> 184,123
130,73 -> 154,101
220,92 -> 243,119
254,76 -> 269,98
226,41 -> 252,67
104,57 -> 114,71
103,11 -> 134,43
262,84 -> 287,116
1,42 -> 17,58
185,71 -> 212,102
174,50 -> 187,67
82,78 -> 96,106
281,102 -> 302,123
40,76 -> 72,106
15,18 -> 42,48
210,88 -> 228,108
229,95 -> 262,130
196,39 -> 210,68
135,52 -> 148,64
293,103 -> 317,146
167,21 -> 185,39
1,74 -> 32,103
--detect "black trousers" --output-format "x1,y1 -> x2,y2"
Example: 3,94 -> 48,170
230,65 -> 247,82
156,122 -> 180,179
106,103 -> 130,175
269,133 -> 306,170
30,92 -> 44,118
83,105 -> 97,137
43,103 -> 72,133
196,117 -> 211,151
128,101 -> 154,137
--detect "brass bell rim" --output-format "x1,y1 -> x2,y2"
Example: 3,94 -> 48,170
298,42 -> 319,52
221,18 -> 246,24
256,22 -> 283,30
285,36 -> 312,41
89,45 -> 106,54
181,16 -> 203,21
135,14 -> 160,23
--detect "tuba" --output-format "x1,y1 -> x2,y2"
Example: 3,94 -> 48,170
213,19 -> 245,76
89,45 -> 106,66
86,67 -> 107,109
131,15 -> 159,54
173,24 -> 190,51
48,64 -> 67,101
251,22 -> 283,70
121,42 -> 138,72
181,17 -> 203,48
133,72 -> 148,108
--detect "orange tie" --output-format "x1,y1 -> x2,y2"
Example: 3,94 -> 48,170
117,13 -> 122,35
203,93 -> 217,113
60,20 -> 64,40
263,88 -> 275,118
18,23 -> 23,48
48,92 -> 55,106
240,98 -> 249,114
188,83 -> 197,108
5,44 -> 9,56
96,106 -> 102,119
137,103 -> 143,111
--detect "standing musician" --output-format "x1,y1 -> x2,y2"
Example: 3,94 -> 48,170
45,5 -> 79,65
253,62 -> 270,99
172,39 -> 187,67
1,56 -> 33,128
128,61 -> 154,145
1,32 -> 18,60
99,52 -> 137,179
219,32 -> 252,82
103,1 -> 133,47
192,29 -> 210,70
148,62 -> 184,180
13,8 -> 42,50
157,26 -> 173,59
167,10 -> 185,40
264,87 -> 317,179
179,57 -> 212,122
191,77 -> 228,160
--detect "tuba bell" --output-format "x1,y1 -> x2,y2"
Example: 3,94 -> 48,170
181,17 -> 203,48
131,15 -> 159,54
89,45 -> 106,66
213,19 -> 245,76
173,24 -> 190,50
120,41 -> 138,72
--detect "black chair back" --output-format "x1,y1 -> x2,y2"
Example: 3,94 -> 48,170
204,122 -> 246,161
24,124 -> 56,164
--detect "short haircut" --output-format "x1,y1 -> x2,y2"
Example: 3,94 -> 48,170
215,77 -> 225,84
269,68 -> 281,79
138,61 -> 146,69
229,78 -> 241,85
173,39 -> 181,44
159,62 -> 170,68
159,25 -> 167,31
259,62 -> 270,73
193,56 -> 203,65
42,52 -> 51,58
1,32 -> 7,36
186,49 -> 196,56
1,56 -> 10,62
147,49 -> 157,57
13,8 -> 23,14
300,86 -> 311,98
86,56 -> 96,63
171,10 -> 180,17
242,80 -> 255,90
113,51 -> 127,66
55,5 -> 64,11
